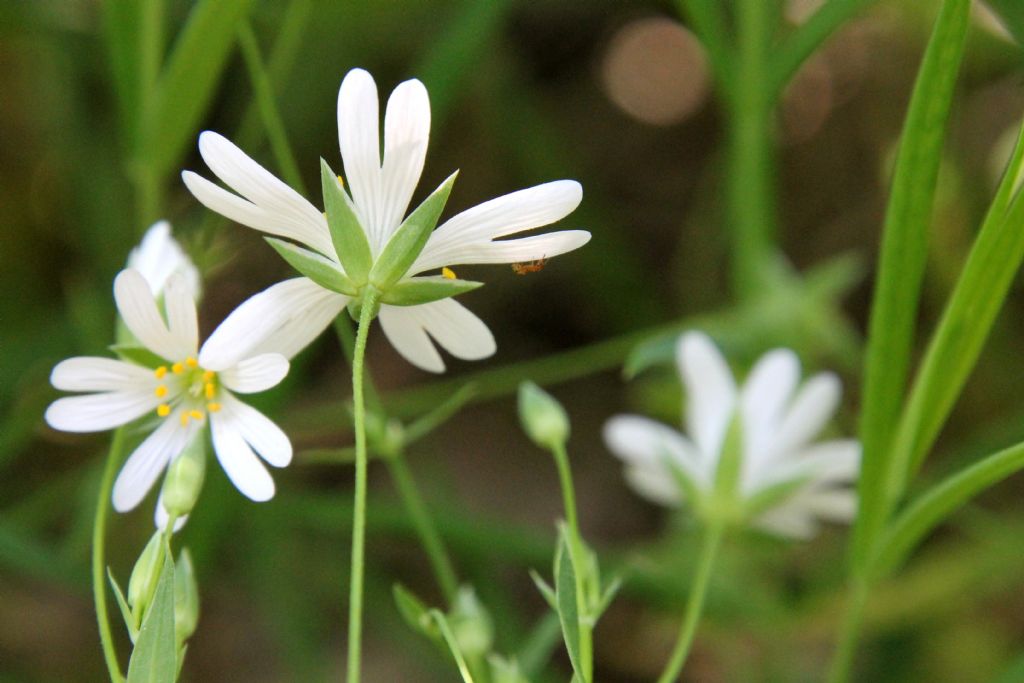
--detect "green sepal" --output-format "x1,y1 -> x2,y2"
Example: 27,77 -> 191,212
321,158 -> 373,284
370,171 -> 458,289
528,569 -> 557,610
126,550 -> 177,683
108,568 -> 139,643
379,276 -> 483,306
110,345 -> 166,370
265,237 -> 358,296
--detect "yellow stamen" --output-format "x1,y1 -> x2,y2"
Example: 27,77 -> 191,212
154,366 -> 168,379
441,266 -> 456,280
155,385 -> 168,398
180,413 -> 190,426
204,383 -> 216,399
189,409 -> 204,421
157,404 -> 171,417
172,362 -> 184,374
207,402 -> 222,413
337,175 -> 345,187
185,357 -> 198,368
202,370 -> 215,382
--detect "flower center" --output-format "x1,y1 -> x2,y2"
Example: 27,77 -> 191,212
153,357 -> 222,426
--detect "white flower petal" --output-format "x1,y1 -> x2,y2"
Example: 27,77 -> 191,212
676,332 -> 736,464
772,372 -> 842,456
163,274 -> 199,354
624,466 -> 683,507
740,348 -> 800,471
112,414 -> 194,512
412,298 -> 496,361
199,278 -> 346,370
51,357 -> 154,392
219,354 -> 289,394
338,69 -> 384,246
799,487 -> 858,522
182,171 -> 335,258
45,391 -> 160,433
753,506 -> 819,540
155,491 -> 188,532
412,230 -> 592,274
114,269 -> 191,360
603,415 -> 705,486
211,411 -> 275,502
769,439 -> 861,487
378,305 -> 446,373
127,221 -> 200,298
219,393 -> 292,467
379,78 -> 430,246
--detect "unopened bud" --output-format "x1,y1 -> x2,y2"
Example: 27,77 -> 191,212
174,548 -> 200,646
448,587 -> 493,658
161,432 -> 207,519
127,532 -> 165,625
518,382 -> 570,450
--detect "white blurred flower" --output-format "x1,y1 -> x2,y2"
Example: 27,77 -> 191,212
46,269 -> 294,517
604,332 -> 860,539
127,221 -> 201,299
183,67 -> 589,372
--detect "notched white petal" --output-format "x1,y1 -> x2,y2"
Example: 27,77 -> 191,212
211,411 -> 276,502
676,332 -> 736,461
112,415 -> 193,512
220,394 -> 292,467
114,269 -> 190,360
51,357 -> 154,393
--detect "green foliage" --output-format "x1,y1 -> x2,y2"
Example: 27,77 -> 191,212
985,0 -> 1024,45
321,159 -> 373,283
126,552 -> 178,683
380,276 -> 484,306
265,238 -> 358,296
553,532 -> 585,683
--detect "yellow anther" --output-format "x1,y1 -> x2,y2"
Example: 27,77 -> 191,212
157,404 -> 171,417
180,413 -> 190,426
204,383 -> 216,399
172,362 -> 184,374
337,175 -> 345,187
155,385 -> 168,398
207,402 -> 222,413
441,267 -> 457,280
202,370 -> 215,382
154,366 -> 168,379
189,409 -> 204,421
186,357 -> 198,368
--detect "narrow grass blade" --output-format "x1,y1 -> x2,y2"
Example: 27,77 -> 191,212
851,0 -> 972,574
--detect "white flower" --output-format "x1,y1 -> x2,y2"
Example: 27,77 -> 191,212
45,269 -> 294,518
127,221 -> 201,300
603,332 -> 860,539
182,67 -> 590,372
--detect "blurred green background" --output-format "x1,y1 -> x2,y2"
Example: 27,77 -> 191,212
2,0 -> 1024,680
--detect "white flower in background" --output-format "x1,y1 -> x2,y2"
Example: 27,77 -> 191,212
604,332 -> 860,539
182,67 -> 590,372
45,269 -> 294,517
127,220 -> 201,299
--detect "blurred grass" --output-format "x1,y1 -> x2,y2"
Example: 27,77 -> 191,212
2,1 -> 1024,681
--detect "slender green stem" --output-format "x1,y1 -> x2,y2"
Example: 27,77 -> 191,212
727,0 -> 776,299
674,0 -> 735,97
237,20 -> 307,195
656,523 -> 724,683
93,428 -> 127,683
346,289 -> 380,683
550,441 -> 592,682
385,455 -> 459,602
826,579 -> 870,683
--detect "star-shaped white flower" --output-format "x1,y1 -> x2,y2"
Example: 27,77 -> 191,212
603,332 -> 860,539
45,269 -> 294,517
182,68 -> 590,372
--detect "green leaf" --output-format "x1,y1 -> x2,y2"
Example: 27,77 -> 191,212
138,0 -> 255,175
392,583 -> 439,642
528,569 -> 557,610
321,159 -> 373,284
110,345 -> 166,370
984,0 -> 1024,45
126,552 -> 177,683
266,238 -> 358,296
553,532 -> 584,682
369,172 -> 457,289
429,609 -> 476,683
851,0 -> 972,575
870,440 -> 1024,578
101,0 -> 142,140
108,568 -> 138,642
379,276 -> 483,306
888,122 -> 1024,495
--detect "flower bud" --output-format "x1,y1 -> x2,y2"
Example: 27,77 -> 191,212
518,381 -> 570,450
174,548 -> 200,647
127,532 -> 165,625
448,587 -> 493,659
161,432 -> 207,519
489,655 -> 530,683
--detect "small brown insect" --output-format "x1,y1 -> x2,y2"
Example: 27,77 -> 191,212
511,256 -> 548,275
